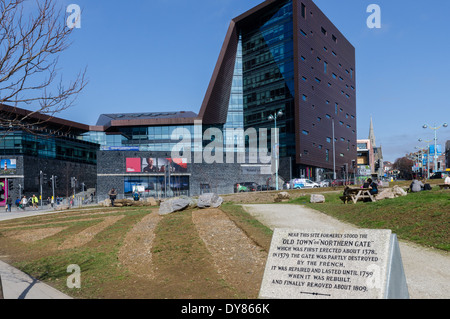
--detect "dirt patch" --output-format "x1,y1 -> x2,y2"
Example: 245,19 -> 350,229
221,188 -> 339,205
59,215 -> 125,250
118,212 -> 161,280
192,209 -> 267,298
4,227 -> 68,243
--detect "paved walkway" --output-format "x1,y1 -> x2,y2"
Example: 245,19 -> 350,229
242,204 -> 450,299
0,209 -> 72,299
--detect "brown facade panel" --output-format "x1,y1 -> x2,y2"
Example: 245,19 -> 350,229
294,0 -> 356,171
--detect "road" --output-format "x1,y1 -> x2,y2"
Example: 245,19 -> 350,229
242,204 -> 450,299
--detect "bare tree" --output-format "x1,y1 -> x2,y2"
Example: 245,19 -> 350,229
0,0 -> 87,130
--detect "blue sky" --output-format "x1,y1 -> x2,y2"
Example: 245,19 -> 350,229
51,0 -> 450,162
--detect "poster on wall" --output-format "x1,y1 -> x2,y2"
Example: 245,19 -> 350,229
1,159 -> 17,175
142,158 -> 158,172
126,157 -> 188,173
126,158 -> 141,173
0,178 -> 7,206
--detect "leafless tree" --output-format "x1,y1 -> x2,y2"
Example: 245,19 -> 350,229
0,0 -> 87,131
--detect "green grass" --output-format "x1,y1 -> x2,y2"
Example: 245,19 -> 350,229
288,188 -> 450,251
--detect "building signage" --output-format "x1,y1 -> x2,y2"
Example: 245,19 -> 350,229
126,157 -> 188,173
241,165 -> 271,175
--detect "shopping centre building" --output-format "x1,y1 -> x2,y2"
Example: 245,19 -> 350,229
0,0 -> 357,201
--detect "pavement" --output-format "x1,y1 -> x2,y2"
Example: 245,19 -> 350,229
243,204 -> 450,299
0,207 -> 72,299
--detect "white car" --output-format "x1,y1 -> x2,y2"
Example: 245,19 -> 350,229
290,179 -> 320,189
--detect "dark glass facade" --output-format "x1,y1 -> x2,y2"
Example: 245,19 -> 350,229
0,130 -> 98,165
241,0 -> 296,158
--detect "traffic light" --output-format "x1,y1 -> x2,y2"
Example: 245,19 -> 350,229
71,177 -> 77,188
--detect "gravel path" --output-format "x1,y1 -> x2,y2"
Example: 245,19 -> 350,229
242,204 -> 450,299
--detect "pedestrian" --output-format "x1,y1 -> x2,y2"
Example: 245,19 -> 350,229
15,197 -> 20,209
133,190 -> 140,201
32,195 -> 39,210
6,195 -> 12,212
108,188 -> 117,207
21,195 -> 27,211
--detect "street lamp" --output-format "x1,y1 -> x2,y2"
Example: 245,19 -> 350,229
268,110 -> 283,190
422,123 -> 448,174
418,138 -> 433,178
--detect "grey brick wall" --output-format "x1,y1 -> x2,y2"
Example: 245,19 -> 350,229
96,151 -> 279,197
0,155 -> 96,201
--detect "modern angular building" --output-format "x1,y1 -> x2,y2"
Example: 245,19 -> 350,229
0,0 -> 357,202
199,0 -> 357,180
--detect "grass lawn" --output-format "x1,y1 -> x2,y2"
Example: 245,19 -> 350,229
288,188 -> 449,251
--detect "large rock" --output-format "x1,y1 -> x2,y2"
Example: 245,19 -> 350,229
376,188 -> 396,201
274,192 -> 290,202
143,197 -> 158,206
197,193 -> 223,208
375,185 -> 407,201
310,194 -> 325,203
392,185 -> 407,197
158,197 -> 191,215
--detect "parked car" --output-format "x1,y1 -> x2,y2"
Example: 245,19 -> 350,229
290,178 -> 320,189
235,182 -> 258,192
319,179 -> 332,187
257,185 -> 276,191
429,172 -> 445,179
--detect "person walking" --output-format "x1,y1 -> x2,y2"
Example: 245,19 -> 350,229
6,195 -> 12,212
32,195 -> 39,210
21,196 -> 27,211
108,188 -> 117,207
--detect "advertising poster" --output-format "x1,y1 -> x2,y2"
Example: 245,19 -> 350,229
142,158 -> 158,172
126,158 -> 141,173
126,157 -> 188,173
1,159 -> 17,175
0,178 -> 7,206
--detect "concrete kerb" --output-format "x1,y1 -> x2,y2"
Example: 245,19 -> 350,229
0,260 -> 72,299
0,208 -> 78,299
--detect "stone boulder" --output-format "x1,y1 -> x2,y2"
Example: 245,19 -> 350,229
375,188 -> 396,201
274,192 -> 290,202
375,185 -> 407,201
310,194 -> 325,203
158,197 -> 191,215
197,193 -> 223,208
392,185 -> 407,197
143,197 -> 158,206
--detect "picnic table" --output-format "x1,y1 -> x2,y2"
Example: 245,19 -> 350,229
438,184 -> 450,190
340,187 -> 376,204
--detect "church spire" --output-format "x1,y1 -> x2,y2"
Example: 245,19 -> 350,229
369,116 -> 376,147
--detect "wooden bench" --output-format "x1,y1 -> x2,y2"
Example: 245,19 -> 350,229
438,184 -> 450,190
340,188 -> 376,204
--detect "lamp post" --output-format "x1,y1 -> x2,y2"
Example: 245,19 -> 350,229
422,123 -> 448,174
268,110 -> 283,190
418,138 -> 433,178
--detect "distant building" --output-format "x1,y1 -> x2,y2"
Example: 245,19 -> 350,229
0,104 -> 99,204
445,140 -> 450,171
356,117 -> 383,180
